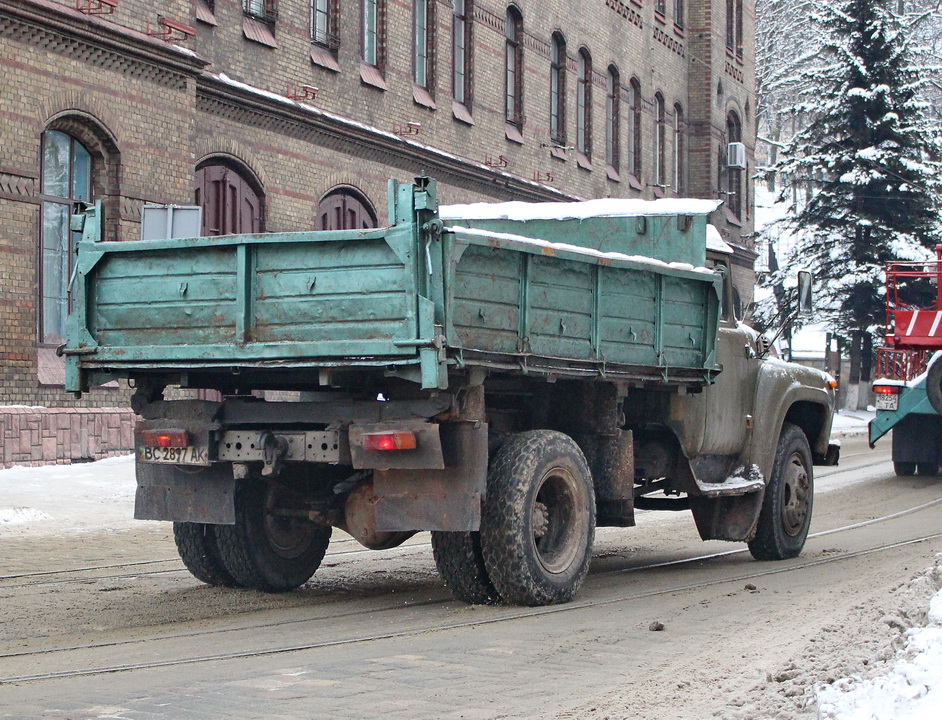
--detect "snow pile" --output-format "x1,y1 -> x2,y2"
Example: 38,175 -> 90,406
447,225 -> 710,275
816,559 -> 942,720
0,507 -> 53,524
440,197 -> 720,221
0,455 -> 140,538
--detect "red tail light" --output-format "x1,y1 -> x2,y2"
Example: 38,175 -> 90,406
362,432 -> 417,451
872,384 -> 901,395
141,430 -> 190,448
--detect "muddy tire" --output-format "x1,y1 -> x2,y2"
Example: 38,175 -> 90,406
431,531 -> 501,605
481,430 -> 595,606
215,480 -> 331,592
749,422 -> 813,561
894,461 -> 916,477
173,522 -> 240,587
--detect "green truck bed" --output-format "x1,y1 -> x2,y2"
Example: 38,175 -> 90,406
65,178 -> 722,394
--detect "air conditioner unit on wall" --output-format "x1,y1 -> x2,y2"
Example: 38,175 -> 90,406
727,142 -> 746,169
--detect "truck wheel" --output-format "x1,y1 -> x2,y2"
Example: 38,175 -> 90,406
917,463 -> 939,476
431,531 -> 501,605
173,522 -> 240,587
894,461 -> 916,477
215,480 -> 331,592
927,357 -> 942,415
481,430 -> 595,606
748,422 -> 813,561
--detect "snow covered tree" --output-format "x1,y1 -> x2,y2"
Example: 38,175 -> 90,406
772,0 -> 942,360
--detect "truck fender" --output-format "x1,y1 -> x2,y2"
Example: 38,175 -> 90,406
748,362 -> 835,481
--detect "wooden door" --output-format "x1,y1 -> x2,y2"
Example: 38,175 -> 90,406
316,190 -> 377,230
195,164 -> 261,235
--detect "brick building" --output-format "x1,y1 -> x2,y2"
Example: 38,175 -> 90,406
0,0 -> 756,465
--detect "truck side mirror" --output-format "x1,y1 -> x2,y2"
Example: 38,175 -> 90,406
797,270 -> 813,316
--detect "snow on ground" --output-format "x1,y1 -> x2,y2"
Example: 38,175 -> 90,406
0,454 -> 143,537
816,559 -> 942,720
831,408 -> 876,437
2,415 -> 941,720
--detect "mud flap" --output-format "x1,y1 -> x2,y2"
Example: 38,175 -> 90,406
689,493 -> 762,542
135,462 -> 236,524
372,422 -> 487,532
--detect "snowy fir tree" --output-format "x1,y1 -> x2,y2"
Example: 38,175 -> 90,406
771,0 -> 942,359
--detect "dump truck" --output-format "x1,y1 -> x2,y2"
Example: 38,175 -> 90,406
870,248 -> 942,475
63,177 -> 838,606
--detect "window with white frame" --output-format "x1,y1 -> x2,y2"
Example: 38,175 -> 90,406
628,77 -> 642,178
576,48 -> 592,158
550,33 -> 566,145
311,0 -> 337,48
414,0 -> 432,89
505,6 -> 523,128
40,130 -> 91,345
654,92 -> 666,187
363,0 -> 383,67
244,0 -> 276,23
453,0 -> 472,105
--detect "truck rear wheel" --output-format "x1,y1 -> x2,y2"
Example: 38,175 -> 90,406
894,461 -> 916,477
215,480 -> 331,592
748,422 -> 813,561
431,531 -> 501,605
481,430 -> 595,606
173,522 -> 240,587
917,463 -> 939,476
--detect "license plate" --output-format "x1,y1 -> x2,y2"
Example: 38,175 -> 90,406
875,394 -> 898,411
138,444 -> 210,466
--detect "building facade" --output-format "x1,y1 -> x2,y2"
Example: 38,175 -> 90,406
0,0 -> 756,465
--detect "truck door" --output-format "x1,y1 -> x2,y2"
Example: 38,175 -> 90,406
699,258 -> 761,455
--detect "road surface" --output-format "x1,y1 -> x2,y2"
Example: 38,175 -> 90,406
1,434 -> 941,720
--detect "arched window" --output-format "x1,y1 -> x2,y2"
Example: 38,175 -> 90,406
504,6 -> 524,129
452,0 -> 472,107
726,111 -> 743,218
576,48 -> 592,159
673,103 -> 685,194
628,77 -> 642,179
654,92 -> 666,188
39,130 -> 91,345
550,32 -> 566,146
606,65 -> 620,173
195,161 -> 264,236
316,187 -> 378,230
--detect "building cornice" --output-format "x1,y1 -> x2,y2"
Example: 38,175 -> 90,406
0,0 -> 208,77
197,73 -> 577,204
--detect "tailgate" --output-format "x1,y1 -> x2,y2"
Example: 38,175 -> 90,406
68,222 -> 424,370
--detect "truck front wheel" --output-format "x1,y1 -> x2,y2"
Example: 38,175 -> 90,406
173,522 -> 240,587
431,531 -> 501,605
481,430 -> 595,606
215,480 -> 331,592
748,422 -> 813,561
